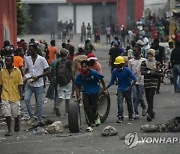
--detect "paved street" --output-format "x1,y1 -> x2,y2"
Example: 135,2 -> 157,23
0,34 -> 180,154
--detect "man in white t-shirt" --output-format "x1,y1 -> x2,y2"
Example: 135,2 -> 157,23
24,43 -> 50,125
142,35 -> 150,58
106,25 -> 111,44
129,44 -> 147,119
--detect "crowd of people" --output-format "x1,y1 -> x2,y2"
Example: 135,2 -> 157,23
0,21 -> 180,136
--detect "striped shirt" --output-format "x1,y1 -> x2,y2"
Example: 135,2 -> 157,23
141,61 -> 158,89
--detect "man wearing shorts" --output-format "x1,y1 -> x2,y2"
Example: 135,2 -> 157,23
0,56 -> 23,136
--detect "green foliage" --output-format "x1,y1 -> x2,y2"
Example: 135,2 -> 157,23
16,0 -> 31,35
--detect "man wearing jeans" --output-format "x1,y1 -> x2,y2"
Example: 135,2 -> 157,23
171,40 -> 180,93
24,43 -> 50,125
129,44 -> 147,119
106,56 -> 136,123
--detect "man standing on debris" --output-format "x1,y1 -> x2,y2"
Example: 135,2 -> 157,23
0,56 -> 23,136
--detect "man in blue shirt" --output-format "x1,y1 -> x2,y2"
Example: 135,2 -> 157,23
106,56 -> 136,123
75,60 -> 107,132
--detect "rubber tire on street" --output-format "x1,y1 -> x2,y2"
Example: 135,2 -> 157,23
98,90 -> 111,123
68,102 -> 81,133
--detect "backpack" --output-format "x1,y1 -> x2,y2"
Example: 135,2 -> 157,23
56,59 -> 72,87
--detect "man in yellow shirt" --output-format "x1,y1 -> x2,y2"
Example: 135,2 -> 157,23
0,56 -> 23,136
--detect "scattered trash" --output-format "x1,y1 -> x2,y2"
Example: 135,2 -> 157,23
141,117 -> 180,132
101,126 -> 118,136
141,124 -> 159,132
33,127 -> 48,135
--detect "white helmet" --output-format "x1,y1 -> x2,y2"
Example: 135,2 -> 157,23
78,44 -> 85,49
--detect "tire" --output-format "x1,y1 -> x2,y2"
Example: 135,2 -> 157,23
98,90 -> 111,123
68,102 -> 81,133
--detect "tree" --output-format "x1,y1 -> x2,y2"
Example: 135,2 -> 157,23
16,0 -> 31,35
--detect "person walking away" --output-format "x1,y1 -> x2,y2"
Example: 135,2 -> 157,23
68,19 -> 74,39
170,40 -> 180,93
46,52 -> 61,113
141,49 -> 163,121
106,25 -> 111,44
109,41 -> 123,73
24,43 -> 50,125
129,44 -> 147,119
55,48 -> 74,116
81,22 -> 86,43
47,40 -> 58,65
75,60 -> 107,132
106,56 -> 136,123
0,56 -> 23,136
87,23 -> 92,39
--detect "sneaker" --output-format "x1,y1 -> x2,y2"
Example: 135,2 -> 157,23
95,116 -> 101,126
134,114 -> 139,119
116,117 -> 123,123
86,126 -> 93,132
142,108 -> 147,116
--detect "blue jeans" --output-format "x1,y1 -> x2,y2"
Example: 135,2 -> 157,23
173,64 -> 180,92
132,85 -> 146,115
24,84 -> 44,122
117,90 -> 133,118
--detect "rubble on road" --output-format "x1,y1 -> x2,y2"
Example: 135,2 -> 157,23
45,121 -> 65,134
141,117 -> 180,132
101,126 -> 118,136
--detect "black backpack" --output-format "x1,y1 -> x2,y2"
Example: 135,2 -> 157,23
56,59 -> 72,87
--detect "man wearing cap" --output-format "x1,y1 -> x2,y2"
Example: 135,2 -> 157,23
106,56 -> 136,123
24,43 -> 50,125
55,48 -> 73,117
141,49 -> 163,121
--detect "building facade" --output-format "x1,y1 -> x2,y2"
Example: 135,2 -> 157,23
22,0 -> 143,34
0,0 -> 17,48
